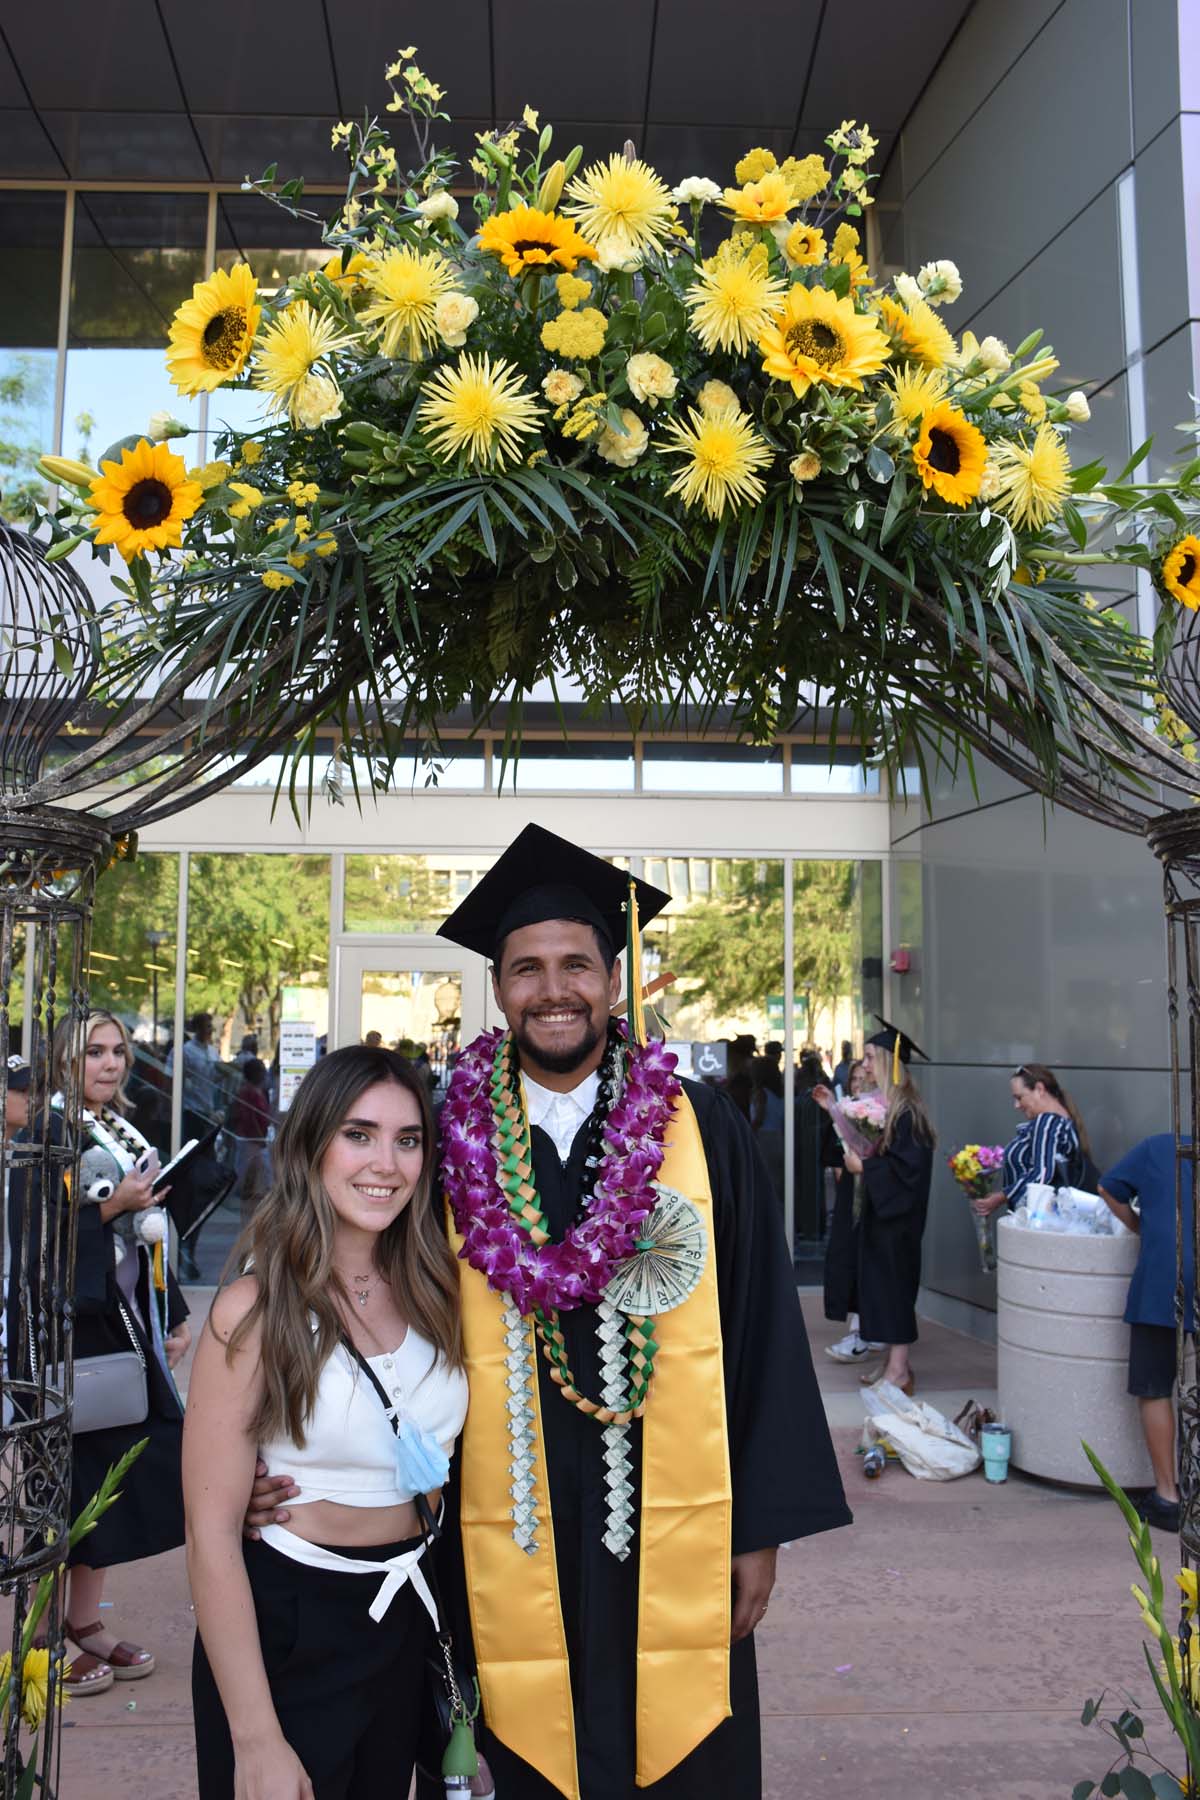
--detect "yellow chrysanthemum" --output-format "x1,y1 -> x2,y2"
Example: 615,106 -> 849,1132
911,402 -> 988,507
887,365 -> 947,433
734,147 -> 778,186
252,302 -> 358,422
659,404 -> 772,520
758,284 -> 891,398
0,1648 -> 63,1729
541,307 -> 608,360
360,246 -> 455,359
1162,535 -> 1200,611
564,154 -> 675,257
783,223 -> 826,267
990,423 -> 1072,531
875,294 -> 956,369
722,171 -> 794,223
166,262 -> 260,397
685,243 -> 787,355
556,272 -> 592,310
418,352 -> 544,470
227,482 -> 264,519
780,154 -> 830,203
478,205 -> 598,279
88,439 -> 203,564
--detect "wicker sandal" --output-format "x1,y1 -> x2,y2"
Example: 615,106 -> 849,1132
65,1619 -> 155,1682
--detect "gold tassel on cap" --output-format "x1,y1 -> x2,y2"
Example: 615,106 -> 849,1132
892,1032 -> 902,1088
626,877 -> 648,1047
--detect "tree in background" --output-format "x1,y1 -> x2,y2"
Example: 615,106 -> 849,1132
662,860 -> 857,1048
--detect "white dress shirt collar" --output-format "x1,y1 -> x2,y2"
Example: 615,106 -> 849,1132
522,1069 -> 600,1164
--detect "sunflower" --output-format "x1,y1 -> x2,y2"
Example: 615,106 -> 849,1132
685,244 -> 786,355
88,439 -> 202,563
1162,535 -> 1200,611
564,154 -> 675,257
360,246 -> 455,359
887,364 -> 947,434
722,171 -> 794,224
166,262 -> 260,396
659,403 -> 772,520
990,422 -> 1072,531
418,352 -> 544,470
758,285 -> 891,398
875,294 -> 956,369
478,205 -> 598,278
252,302 -> 358,422
911,402 -> 987,506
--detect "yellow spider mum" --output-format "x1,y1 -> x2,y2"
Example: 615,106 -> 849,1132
887,365 -> 947,434
875,294 -> 956,369
418,352 -> 544,470
360,246 -> 455,359
1162,535 -> 1200,611
685,243 -> 786,355
783,223 -> 826,267
88,439 -> 203,564
659,403 -> 772,520
253,302 -> 357,423
166,262 -> 260,396
478,205 -> 598,279
758,284 -> 891,398
722,171 -> 794,223
990,422 -> 1072,531
564,154 -> 675,257
911,402 -> 987,507
0,1648 -> 63,1729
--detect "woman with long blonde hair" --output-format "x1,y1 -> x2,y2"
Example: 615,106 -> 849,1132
5,1009 -> 191,1695
185,1044 -> 469,1800
839,1022 -> 935,1394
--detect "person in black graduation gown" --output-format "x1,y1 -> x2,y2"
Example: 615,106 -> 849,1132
842,1023 -> 935,1395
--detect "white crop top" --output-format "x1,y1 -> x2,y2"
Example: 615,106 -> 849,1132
258,1327 -> 469,1510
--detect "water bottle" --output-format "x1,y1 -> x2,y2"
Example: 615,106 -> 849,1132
862,1445 -> 886,1479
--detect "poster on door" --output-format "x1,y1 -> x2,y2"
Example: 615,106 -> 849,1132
278,1020 -> 317,1112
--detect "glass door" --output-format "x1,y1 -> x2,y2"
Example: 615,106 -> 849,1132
335,945 -> 489,1104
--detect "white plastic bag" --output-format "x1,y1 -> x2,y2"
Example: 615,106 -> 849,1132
861,1380 -> 981,1481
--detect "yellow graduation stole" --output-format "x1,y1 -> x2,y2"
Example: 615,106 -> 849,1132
448,1090 -> 732,1798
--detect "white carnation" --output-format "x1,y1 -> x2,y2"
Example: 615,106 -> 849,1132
147,410 -> 189,442
917,258 -> 963,305
596,407 -> 648,468
893,272 -> 923,309
976,335 -> 1011,373
671,176 -> 722,206
596,239 -> 642,273
292,373 -> 343,429
415,190 -> 459,223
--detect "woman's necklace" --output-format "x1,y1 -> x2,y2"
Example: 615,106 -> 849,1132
339,1268 -> 383,1307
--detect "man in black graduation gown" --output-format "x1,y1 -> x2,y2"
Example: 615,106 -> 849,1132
249,827 -> 850,1799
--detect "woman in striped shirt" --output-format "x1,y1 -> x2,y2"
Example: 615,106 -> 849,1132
973,1063 -> 1093,1219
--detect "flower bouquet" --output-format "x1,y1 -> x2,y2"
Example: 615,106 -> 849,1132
947,1144 -> 1005,1272
26,43 -> 1177,806
818,1090 -> 889,1162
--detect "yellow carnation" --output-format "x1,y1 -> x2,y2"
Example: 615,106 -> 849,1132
783,222 -> 826,267
541,307 -> 608,360
789,452 -> 821,482
625,351 -> 678,407
697,379 -> 740,414
542,368 -> 584,406
596,407 -> 649,467
434,291 -> 479,348
734,148 -> 778,186
555,273 -> 593,311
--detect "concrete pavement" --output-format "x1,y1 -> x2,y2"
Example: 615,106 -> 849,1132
24,1295 -> 1173,1798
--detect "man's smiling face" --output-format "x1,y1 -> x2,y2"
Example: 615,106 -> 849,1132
492,918 -> 621,1081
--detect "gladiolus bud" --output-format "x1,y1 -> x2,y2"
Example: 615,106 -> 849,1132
537,159 -> 567,212
562,144 -> 583,180
38,454 -> 98,490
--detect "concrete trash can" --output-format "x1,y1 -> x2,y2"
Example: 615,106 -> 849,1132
997,1213 -> 1154,1488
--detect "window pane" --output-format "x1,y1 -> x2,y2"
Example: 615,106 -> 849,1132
88,851 -> 181,1161
64,193 -> 207,462
641,742 -> 783,794
493,741 -> 635,792
0,193 -> 64,520
790,751 -> 880,795
344,855 -> 495,934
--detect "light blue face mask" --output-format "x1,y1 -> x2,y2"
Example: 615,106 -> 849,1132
394,1416 -> 450,1495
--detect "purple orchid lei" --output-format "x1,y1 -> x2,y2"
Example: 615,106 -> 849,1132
441,1027 -> 682,1316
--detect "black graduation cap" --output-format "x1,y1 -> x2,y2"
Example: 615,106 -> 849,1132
5,1055 -> 30,1092
438,824 -> 671,962
867,1014 -> 929,1072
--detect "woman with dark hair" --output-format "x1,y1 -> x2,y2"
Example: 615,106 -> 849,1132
6,1011 -> 191,1695
841,1027 -> 936,1394
972,1062 -> 1094,1220
185,1046 -> 469,1800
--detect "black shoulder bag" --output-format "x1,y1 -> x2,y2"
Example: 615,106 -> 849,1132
341,1338 -> 486,1794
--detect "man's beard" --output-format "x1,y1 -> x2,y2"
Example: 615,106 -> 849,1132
511,1012 -> 605,1076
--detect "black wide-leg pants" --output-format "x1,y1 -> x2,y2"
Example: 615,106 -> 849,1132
192,1535 -> 431,1800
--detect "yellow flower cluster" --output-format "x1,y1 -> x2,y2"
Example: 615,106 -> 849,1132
559,394 -> 607,441
541,307 -> 608,360
555,273 -> 592,311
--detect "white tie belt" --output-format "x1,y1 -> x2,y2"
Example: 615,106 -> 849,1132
258,1522 -> 439,1625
